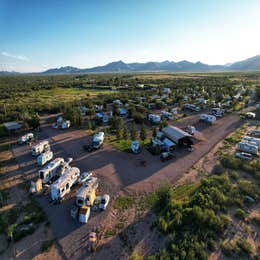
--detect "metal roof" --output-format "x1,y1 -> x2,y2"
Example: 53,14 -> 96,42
162,125 -> 192,143
4,121 -> 22,130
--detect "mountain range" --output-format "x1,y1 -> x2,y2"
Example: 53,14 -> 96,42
2,54 -> 260,75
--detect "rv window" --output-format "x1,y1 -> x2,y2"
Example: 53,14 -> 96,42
77,199 -> 83,205
61,188 -> 64,193
66,183 -> 69,190
39,171 -> 44,179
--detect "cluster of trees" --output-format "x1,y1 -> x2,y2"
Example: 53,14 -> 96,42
151,171 -> 259,259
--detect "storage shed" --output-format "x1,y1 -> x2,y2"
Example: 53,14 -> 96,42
162,125 -> 193,146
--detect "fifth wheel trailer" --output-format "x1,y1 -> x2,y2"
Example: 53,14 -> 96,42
51,167 -> 80,201
38,157 -> 65,184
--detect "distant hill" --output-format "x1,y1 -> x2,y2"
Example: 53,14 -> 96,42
1,54 -> 260,75
0,71 -> 20,75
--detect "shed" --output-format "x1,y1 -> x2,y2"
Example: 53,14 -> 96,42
162,125 -> 193,146
4,121 -> 22,133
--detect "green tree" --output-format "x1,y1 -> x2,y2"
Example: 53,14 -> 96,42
152,127 -> 157,138
123,126 -> 129,140
140,123 -> 147,143
130,122 -> 137,140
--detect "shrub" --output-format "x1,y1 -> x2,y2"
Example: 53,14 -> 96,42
114,196 -> 135,210
235,208 -> 246,220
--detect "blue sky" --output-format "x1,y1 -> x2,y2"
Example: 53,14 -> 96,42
0,0 -> 260,72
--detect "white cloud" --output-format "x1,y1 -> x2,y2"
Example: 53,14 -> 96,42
1,51 -> 29,61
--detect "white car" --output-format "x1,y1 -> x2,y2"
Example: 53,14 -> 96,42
79,172 -> 93,184
235,152 -> 253,160
99,194 -> 110,210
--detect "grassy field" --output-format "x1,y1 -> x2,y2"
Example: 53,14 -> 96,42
0,87 -> 114,107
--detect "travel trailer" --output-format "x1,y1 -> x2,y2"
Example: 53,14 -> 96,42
38,157 -> 65,184
199,114 -> 216,124
76,177 -> 99,207
37,150 -> 53,166
18,133 -> 34,144
148,114 -> 161,124
51,167 -> 80,201
243,136 -> 260,148
32,141 -> 50,156
237,142 -> 258,156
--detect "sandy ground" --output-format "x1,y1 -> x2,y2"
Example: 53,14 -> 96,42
1,112 -> 244,259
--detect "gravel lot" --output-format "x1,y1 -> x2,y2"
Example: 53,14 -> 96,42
11,113 -> 243,259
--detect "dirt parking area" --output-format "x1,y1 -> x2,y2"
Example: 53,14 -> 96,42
10,112 -> 243,259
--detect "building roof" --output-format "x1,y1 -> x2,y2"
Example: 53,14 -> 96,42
4,121 -> 22,131
162,125 -> 192,143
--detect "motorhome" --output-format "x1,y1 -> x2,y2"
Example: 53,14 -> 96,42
51,167 -> 80,201
32,141 -> 50,156
38,157 -> 65,184
237,142 -> 258,156
37,150 -> 53,166
92,132 -> 104,149
183,103 -> 200,112
76,177 -> 99,207
161,111 -> 172,120
199,114 -> 216,124
18,133 -> 34,144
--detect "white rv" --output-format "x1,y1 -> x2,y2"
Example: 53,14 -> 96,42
32,141 -> 50,156
38,157 -> 65,184
51,167 -> 80,201
237,142 -> 258,156
18,133 -> 34,144
199,114 -> 216,124
76,177 -> 98,207
243,136 -> 260,149
92,132 -> 104,149
37,150 -> 53,166
148,114 -> 161,124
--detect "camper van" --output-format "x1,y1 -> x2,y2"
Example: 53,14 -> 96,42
51,167 -> 80,201
237,142 -> 258,156
37,150 -> 53,166
18,133 -> 34,144
38,157 -> 65,184
76,177 -> 99,207
199,114 -> 216,124
32,141 -> 50,156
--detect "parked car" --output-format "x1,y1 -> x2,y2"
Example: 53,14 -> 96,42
99,194 -> 110,210
160,152 -> 175,162
79,172 -> 93,184
235,151 -> 253,160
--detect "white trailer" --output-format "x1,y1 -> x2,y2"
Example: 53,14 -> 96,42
76,177 -> 98,207
37,150 -> 53,166
148,114 -> 161,124
237,142 -> 258,156
18,133 -> 34,144
243,136 -> 260,149
92,132 -> 104,149
51,167 -> 80,201
32,141 -> 50,156
199,114 -> 216,124
38,157 -> 65,184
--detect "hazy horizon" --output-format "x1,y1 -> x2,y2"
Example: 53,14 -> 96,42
1,0 -> 260,72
